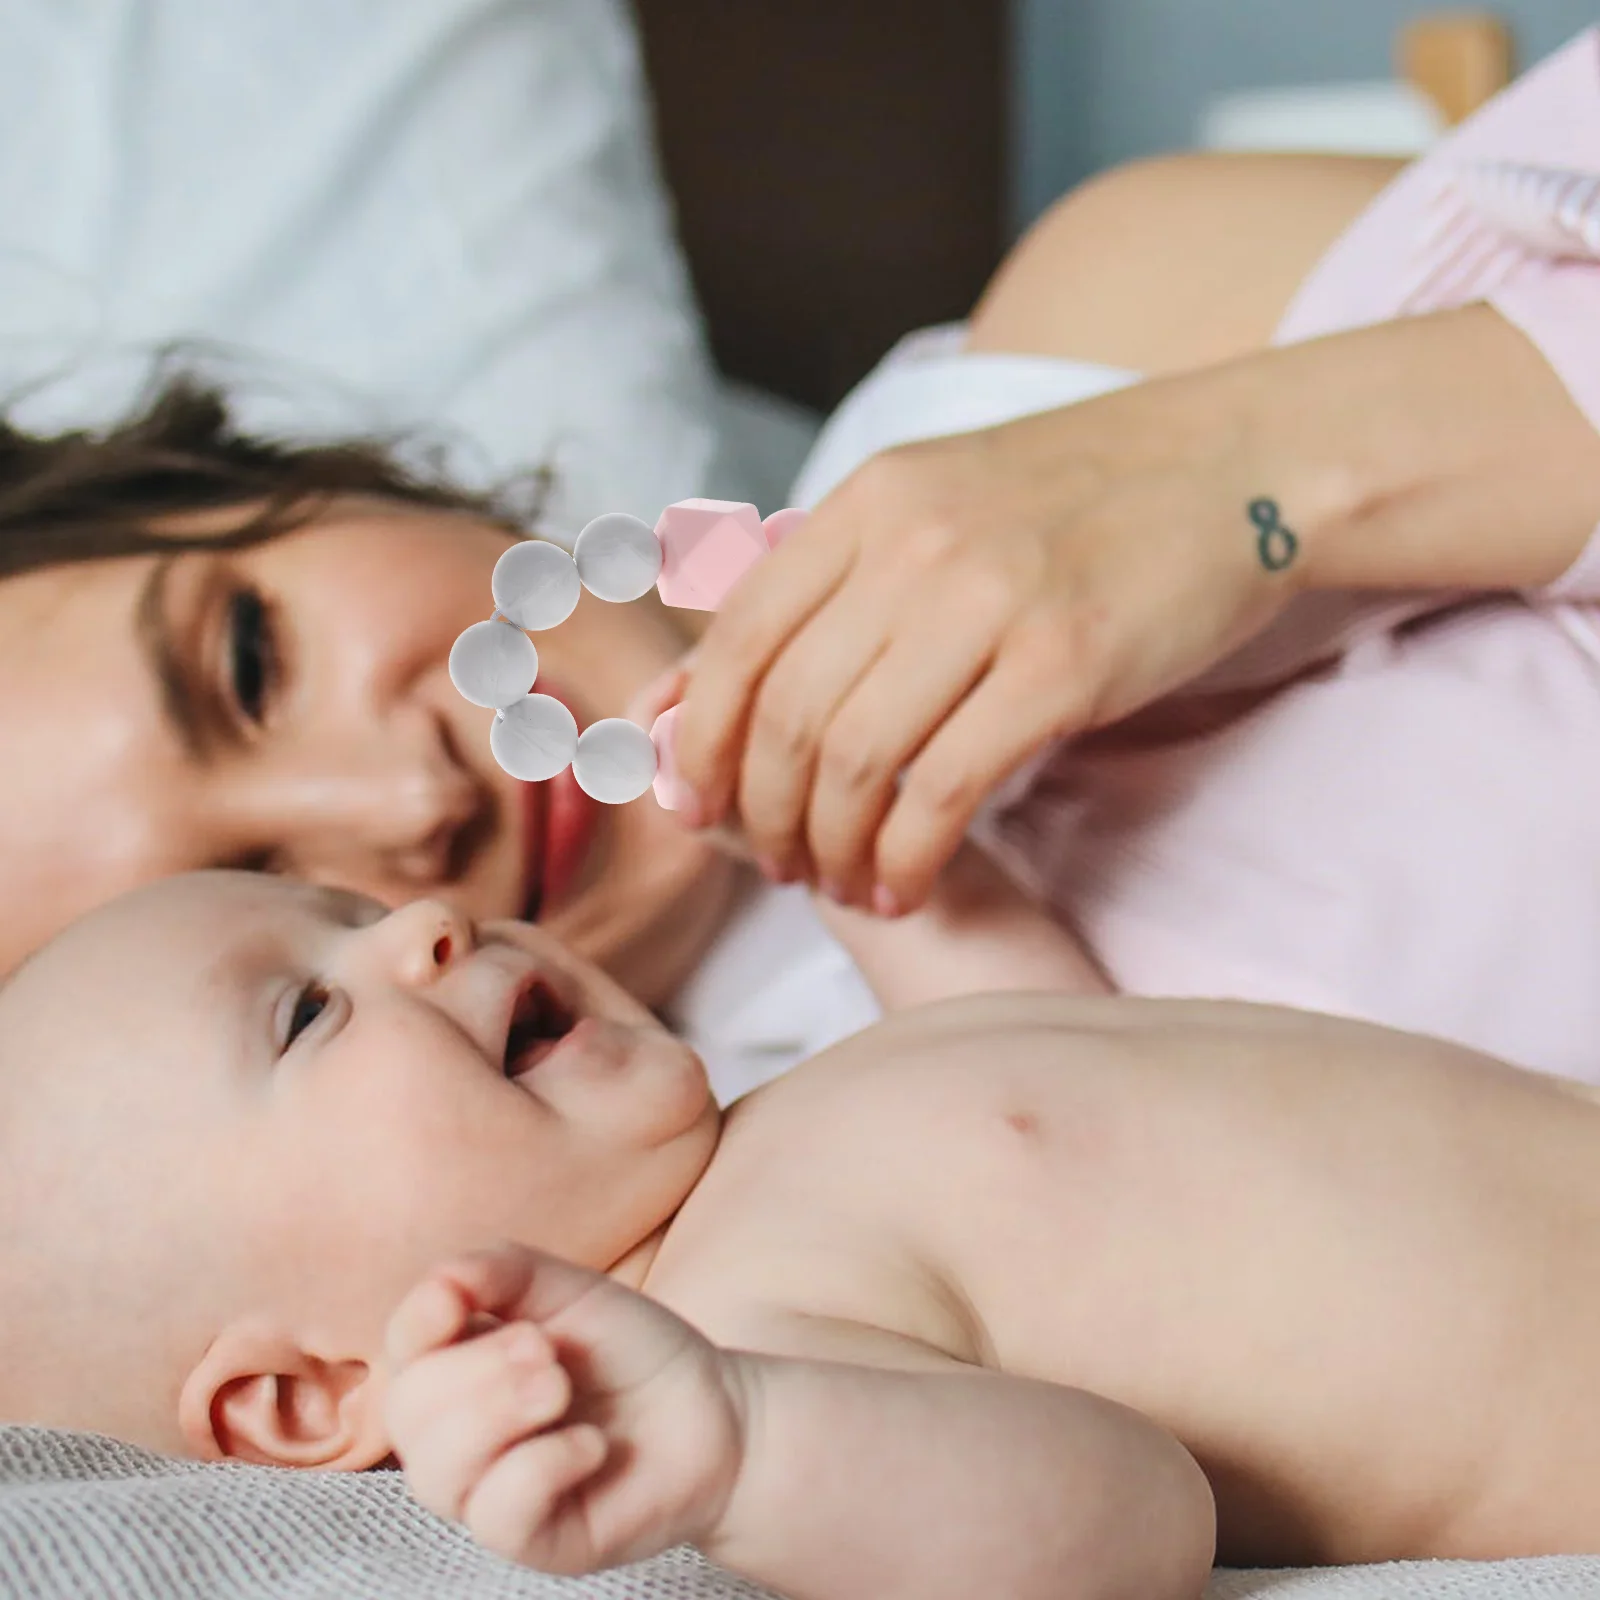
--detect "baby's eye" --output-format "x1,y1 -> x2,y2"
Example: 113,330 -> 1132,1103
285,982 -> 331,1048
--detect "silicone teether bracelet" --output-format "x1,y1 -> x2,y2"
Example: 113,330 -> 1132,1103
448,498 -> 806,804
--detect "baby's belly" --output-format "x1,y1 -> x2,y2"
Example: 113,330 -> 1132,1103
988,600 -> 1600,1082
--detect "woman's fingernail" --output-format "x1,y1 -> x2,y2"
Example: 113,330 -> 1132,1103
872,884 -> 901,918
754,854 -> 784,882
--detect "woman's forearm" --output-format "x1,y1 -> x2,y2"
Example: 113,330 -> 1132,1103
663,292 -> 1600,910
1212,303 -> 1600,594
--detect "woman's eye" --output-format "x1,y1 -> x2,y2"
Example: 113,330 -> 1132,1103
227,588 -> 278,725
285,982 -> 331,1048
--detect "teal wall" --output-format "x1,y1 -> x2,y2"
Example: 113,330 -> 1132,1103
1011,1 -> 1597,238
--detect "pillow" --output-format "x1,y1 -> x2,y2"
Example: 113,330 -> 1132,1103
0,0 -> 721,529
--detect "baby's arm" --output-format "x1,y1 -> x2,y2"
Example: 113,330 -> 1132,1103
383,1244 -> 1213,1600
811,837 -> 1112,1009
709,1316 -> 1214,1600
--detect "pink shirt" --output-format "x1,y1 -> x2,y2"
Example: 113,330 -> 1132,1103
978,29 -> 1600,1082
1277,23 -> 1600,603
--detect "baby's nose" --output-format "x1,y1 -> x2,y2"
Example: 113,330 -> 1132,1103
379,898 -> 478,985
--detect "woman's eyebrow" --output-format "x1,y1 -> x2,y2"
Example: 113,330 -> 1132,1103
134,555 -> 216,765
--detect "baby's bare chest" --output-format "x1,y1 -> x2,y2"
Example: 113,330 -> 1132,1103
655,1003 -> 1600,1562
658,1023 -> 1249,1384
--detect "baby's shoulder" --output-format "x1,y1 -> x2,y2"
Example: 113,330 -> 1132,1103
704,987 -> 1185,1156
649,1004 -> 1037,1360
650,993 -> 1150,1342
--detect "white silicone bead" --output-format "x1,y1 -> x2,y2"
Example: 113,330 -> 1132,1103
492,539 -> 582,631
574,513 -> 663,603
448,620 -> 539,709
489,694 -> 579,782
571,718 -> 658,804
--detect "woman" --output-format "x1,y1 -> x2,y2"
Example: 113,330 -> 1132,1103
5,39 -> 1600,1086
0,381 -> 741,1016
658,31 -> 1600,1084
675,128 -> 1600,913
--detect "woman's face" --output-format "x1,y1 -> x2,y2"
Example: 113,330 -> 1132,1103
0,496 -> 739,1004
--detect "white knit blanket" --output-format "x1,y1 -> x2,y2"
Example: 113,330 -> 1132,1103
2,1427 -> 1598,1599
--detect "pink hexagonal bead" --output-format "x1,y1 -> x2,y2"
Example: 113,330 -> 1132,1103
648,704 -> 696,811
654,498 -> 768,610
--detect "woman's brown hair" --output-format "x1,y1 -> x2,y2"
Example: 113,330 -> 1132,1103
0,362 -> 555,579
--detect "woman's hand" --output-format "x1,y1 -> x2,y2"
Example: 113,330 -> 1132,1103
669,371 -> 1308,915
668,304 -> 1600,918
383,1242 -> 744,1575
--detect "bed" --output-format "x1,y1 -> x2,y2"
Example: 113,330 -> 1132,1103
6,6 -> 1598,1599
6,1423 -> 1600,1599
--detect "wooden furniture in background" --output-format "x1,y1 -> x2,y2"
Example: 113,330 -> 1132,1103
631,1 -> 1007,412
1399,11 -> 1514,125
633,6 -> 1511,411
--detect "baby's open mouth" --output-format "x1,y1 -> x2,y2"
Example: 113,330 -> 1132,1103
503,979 -> 578,1078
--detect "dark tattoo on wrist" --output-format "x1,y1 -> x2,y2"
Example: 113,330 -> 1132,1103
1247,498 -> 1299,572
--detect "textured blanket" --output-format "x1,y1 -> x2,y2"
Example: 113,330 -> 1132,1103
2,1426 -> 1599,1600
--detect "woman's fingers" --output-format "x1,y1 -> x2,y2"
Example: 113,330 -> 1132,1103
672,513 -> 857,826
871,649 -> 1088,912
732,581 -> 895,877
799,594 -> 1009,900
622,660 -> 693,732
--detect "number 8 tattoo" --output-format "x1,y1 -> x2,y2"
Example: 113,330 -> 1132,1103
1247,498 -> 1298,572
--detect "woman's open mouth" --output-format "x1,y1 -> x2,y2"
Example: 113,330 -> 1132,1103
518,778 -> 548,922
503,977 -> 578,1080
514,684 -> 601,922
540,764 -> 600,911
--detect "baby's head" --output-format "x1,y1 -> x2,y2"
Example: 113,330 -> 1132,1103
0,871 -> 719,1469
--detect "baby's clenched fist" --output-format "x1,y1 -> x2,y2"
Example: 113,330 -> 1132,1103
382,1240 -> 746,1575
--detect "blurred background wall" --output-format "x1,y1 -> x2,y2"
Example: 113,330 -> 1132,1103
1012,0 -> 1594,236
633,1 -> 1580,412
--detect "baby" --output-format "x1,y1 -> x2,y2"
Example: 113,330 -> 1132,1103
5,870 -> 1600,1600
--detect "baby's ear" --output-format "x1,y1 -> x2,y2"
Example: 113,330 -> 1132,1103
177,1318 -> 386,1470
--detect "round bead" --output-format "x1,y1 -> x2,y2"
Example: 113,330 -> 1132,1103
572,717 -> 659,804
448,620 -> 538,709
489,694 -> 579,782
492,539 -> 581,631
573,512 -> 663,603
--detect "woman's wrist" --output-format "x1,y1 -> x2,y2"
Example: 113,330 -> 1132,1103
1210,303 -> 1600,596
